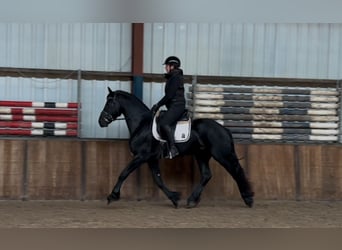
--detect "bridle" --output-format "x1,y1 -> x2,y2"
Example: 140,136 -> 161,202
102,95 -> 125,122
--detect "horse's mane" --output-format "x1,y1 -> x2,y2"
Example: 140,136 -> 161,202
115,90 -> 152,138
115,90 -> 150,111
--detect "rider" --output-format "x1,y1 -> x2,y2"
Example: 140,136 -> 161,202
151,56 -> 186,159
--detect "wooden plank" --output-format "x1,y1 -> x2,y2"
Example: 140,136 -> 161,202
0,101 -> 78,108
192,106 -> 337,115
0,114 -> 78,122
26,140 -> 82,199
216,120 -> 338,129
0,129 -> 77,137
299,145 -> 342,200
0,121 -> 78,129
233,134 -> 338,142
83,140 -> 135,200
1,139 -> 342,201
190,93 -> 339,102
0,140 -> 25,199
189,99 -> 339,109
194,113 -> 339,122
0,107 -> 77,116
192,85 -> 338,96
229,127 -> 339,135
194,75 -> 337,88
246,144 -> 296,199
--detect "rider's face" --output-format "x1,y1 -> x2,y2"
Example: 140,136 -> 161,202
165,64 -> 172,73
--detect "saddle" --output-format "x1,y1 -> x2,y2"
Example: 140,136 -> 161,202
152,110 -> 191,143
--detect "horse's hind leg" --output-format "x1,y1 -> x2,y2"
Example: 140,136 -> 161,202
213,150 -> 254,207
148,159 -> 181,208
186,151 -> 212,208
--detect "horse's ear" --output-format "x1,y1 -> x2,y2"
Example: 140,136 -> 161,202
107,87 -> 113,94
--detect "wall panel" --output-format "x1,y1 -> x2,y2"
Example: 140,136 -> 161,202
144,23 -> 342,79
26,140 -> 82,199
0,140 -> 24,199
299,145 -> 342,200
0,23 -> 131,71
247,144 -> 297,199
1,137 -> 342,201
84,140 -> 135,200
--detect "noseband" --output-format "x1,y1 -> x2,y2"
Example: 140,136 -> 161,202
101,110 -> 114,123
102,95 -> 125,121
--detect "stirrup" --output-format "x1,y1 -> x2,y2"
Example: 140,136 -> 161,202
167,146 -> 179,159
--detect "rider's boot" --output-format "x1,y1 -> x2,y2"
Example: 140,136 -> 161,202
163,125 -> 179,159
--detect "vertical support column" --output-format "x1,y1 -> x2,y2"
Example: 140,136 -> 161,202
338,80 -> 342,143
132,23 -> 144,101
131,23 -> 144,200
77,69 -> 82,138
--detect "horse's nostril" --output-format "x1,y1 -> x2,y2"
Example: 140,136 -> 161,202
99,119 -> 108,127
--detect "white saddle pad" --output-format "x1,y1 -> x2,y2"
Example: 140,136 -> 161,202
152,112 -> 191,143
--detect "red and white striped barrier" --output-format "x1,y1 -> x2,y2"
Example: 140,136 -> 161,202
0,101 -> 78,108
0,100 -> 79,137
0,107 -> 77,116
0,129 -> 77,136
0,114 -> 78,122
0,121 -> 77,129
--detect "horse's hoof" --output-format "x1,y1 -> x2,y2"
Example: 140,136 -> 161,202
186,201 -> 197,209
170,192 -> 181,208
107,192 -> 120,205
186,198 -> 200,209
172,200 -> 178,208
241,190 -> 254,208
242,195 -> 254,208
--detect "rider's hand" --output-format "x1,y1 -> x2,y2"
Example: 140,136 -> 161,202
151,104 -> 159,114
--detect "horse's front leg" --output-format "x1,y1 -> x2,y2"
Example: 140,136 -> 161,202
147,158 -> 181,208
107,155 -> 145,204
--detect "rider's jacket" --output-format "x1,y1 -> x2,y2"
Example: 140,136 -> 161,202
157,69 -> 185,110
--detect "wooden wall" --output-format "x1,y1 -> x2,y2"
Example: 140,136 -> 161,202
0,138 -> 341,201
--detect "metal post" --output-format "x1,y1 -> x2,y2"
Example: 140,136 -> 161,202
77,69 -> 82,138
191,75 -> 197,119
338,79 -> 342,143
132,23 -> 144,101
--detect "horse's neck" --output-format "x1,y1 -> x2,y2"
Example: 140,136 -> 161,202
119,95 -> 149,135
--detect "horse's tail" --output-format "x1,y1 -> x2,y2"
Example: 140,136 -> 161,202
224,126 -> 239,153
226,128 -> 245,160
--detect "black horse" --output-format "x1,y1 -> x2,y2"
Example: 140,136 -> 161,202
98,87 -> 254,208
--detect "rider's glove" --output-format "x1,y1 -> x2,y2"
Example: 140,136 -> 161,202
151,104 -> 159,114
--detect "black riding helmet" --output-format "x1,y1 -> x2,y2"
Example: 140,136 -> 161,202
163,56 -> 181,68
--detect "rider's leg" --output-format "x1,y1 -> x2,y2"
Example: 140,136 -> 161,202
160,123 -> 179,159
158,106 -> 184,159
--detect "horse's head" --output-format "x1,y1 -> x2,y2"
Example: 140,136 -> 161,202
98,87 -> 122,127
